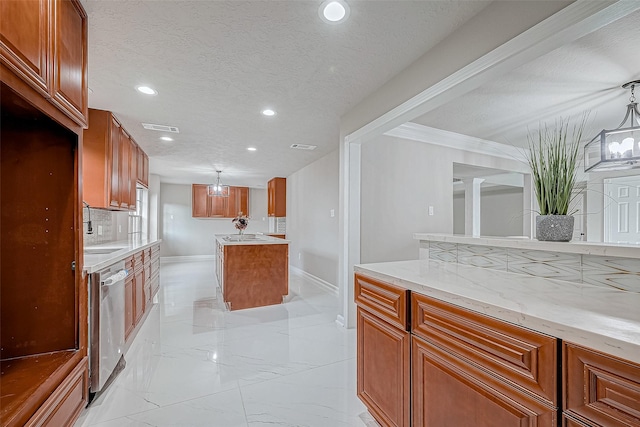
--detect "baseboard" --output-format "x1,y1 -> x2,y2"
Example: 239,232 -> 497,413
160,255 -> 215,263
289,265 -> 339,296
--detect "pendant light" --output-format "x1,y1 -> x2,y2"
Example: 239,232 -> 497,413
584,80 -> 640,172
207,170 -> 229,197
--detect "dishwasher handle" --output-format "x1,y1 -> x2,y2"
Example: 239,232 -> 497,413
102,269 -> 129,286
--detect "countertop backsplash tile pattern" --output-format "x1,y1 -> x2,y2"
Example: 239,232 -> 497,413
423,240 -> 640,294
83,208 -> 115,246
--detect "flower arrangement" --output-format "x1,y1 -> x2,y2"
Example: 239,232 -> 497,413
232,212 -> 249,234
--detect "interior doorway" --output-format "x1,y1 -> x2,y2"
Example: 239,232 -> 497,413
604,175 -> 640,244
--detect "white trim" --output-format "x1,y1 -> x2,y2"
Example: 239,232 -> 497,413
160,255 -> 215,263
338,1 -> 640,331
290,265 -> 339,296
385,122 -> 528,163
345,1 -> 640,144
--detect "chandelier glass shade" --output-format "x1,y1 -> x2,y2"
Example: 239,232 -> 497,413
207,170 -> 229,197
584,80 -> 640,172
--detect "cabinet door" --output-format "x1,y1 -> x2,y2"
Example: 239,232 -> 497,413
267,179 -> 274,216
119,129 -> 130,209
192,184 -> 209,217
237,187 -> 249,216
136,144 -> 144,185
564,343 -> 640,426
143,152 -> 149,187
0,0 -> 49,95
357,308 -> 410,427
50,0 -> 87,126
124,276 -> 134,340
134,268 -> 144,324
129,141 -> 138,211
109,116 -> 121,208
210,193 -> 227,217
412,335 -> 556,427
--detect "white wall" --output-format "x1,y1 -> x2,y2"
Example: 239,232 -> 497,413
480,188 -> 524,237
159,183 -> 268,257
361,135 -> 526,263
287,150 -> 340,286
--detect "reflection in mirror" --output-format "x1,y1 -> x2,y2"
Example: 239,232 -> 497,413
452,163 -> 526,237
604,175 -> 640,244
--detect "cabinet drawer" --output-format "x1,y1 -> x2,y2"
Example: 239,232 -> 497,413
25,358 -> 88,427
564,343 -> 640,426
124,255 -> 134,271
412,293 -> 558,406
563,415 -> 589,427
355,274 -> 408,330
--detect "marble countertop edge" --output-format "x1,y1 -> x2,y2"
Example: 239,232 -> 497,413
355,260 -> 640,364
83,239 -> 162,273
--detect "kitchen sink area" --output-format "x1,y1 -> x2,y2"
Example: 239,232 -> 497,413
84,247 -> 127,255
223,234 -> 262,242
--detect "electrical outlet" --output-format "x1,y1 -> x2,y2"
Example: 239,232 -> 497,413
298,252 -> 301,260
97,225 -> 103,236
428,206 -> 434,216
330,209 -> 335,217
118,224 -> 122,233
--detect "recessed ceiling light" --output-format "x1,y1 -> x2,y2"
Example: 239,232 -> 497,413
247,147 -> 257,151
136,85 -> 157,95
261,109 -> 276,116
320,0 -> 349,23
160,136 -> 173,142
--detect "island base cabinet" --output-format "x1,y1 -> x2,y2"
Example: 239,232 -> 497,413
564,343 -> 640,427
412,335 -> 556,427
357,308 -> 410,427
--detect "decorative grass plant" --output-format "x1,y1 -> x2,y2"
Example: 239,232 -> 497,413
527,116 -> 587,216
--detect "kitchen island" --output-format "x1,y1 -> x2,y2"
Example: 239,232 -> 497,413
354,239 -> 640,427
215,234 -> 289,310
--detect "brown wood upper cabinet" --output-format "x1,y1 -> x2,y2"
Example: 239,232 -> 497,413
0,0 -> 88,127
267,177 -> 286,217
83,108 -> 150,210
192,184 -> 250,218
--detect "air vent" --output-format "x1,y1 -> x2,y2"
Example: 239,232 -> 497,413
142,123 -> 180,133
290,144 -> 317,150
453,178 -> 462,183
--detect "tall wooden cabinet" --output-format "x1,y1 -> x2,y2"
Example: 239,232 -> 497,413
83,109 -> 149,210
267,177 -> 286,217
0,0 -> 88,127
1,1 -> 89,424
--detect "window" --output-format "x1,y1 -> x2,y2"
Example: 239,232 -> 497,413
129,187 -> 148,237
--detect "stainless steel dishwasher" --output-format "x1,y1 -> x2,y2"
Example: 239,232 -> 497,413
89,260 -> 128,395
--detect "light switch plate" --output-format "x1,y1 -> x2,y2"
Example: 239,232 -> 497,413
330,209 -> 335,217
97,225 -> 103,236
428,206 -> 434,216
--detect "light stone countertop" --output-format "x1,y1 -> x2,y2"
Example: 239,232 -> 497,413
83,238 -> 161,274
355,259 -> 640,364
413,233 -> 640,258
215,234 -> 290,246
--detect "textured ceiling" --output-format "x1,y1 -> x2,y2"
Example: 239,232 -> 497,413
82,0 -> 490,187
413,9 -> 640,150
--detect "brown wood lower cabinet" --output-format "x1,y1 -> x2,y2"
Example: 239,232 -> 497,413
564,343 -> 640,427
357,308 -> 410,427
412,335 -> 555,427
25,357 -> 88,427
355,274 -> 410,427
355,273 -> 640,427
124,272 -> 134,341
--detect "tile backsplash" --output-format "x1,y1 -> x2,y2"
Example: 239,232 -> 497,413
425,240 -> 640,294
83,208 -> 129,245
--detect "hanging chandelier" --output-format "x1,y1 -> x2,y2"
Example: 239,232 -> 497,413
585,80 -> 640,172
207,170 -> 229,197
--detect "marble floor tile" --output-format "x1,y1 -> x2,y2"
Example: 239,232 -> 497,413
75,260 -> 371,427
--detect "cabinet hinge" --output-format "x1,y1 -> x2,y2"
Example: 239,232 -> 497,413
71,260 -> 76,271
